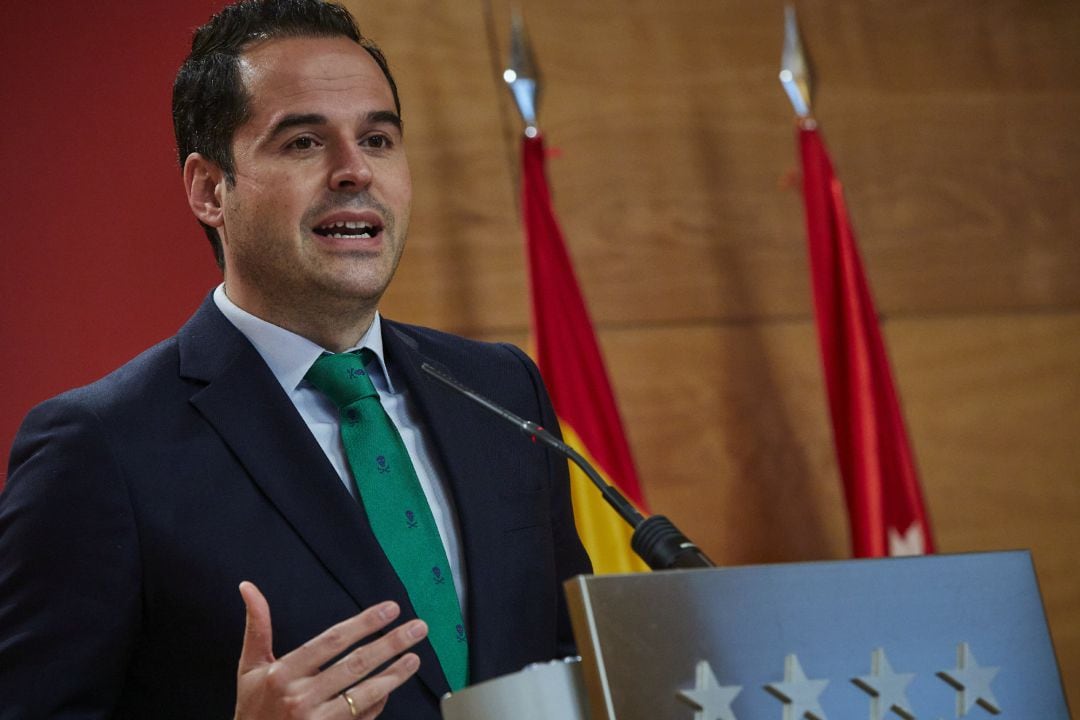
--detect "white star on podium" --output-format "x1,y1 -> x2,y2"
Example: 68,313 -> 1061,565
851,648 -> 916,720
937,642 -> 1001,715
764,654 -> 829,720
676,660 -> 742,720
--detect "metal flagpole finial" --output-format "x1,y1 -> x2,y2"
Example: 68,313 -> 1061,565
503,6 -> 541,137
779,3 -> 812,119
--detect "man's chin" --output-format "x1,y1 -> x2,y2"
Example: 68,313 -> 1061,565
312,275 -> 396,308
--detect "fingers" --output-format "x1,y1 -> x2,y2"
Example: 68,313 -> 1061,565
237,581 -> 275,674
330,653 -> 421,720
314,618 -> 427,702
233,589 -> 426,720
354,693 -> 388,720
283,601 -> 411,677
356,698 -> 386,720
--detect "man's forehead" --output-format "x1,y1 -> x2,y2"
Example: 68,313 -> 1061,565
238,35 -> 393,110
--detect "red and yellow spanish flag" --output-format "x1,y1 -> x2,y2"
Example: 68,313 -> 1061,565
797,120 -> 935,558
520,133 -> 649,573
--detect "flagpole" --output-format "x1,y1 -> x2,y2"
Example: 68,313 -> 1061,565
500,12 -> 714,571
781,5 -> 935,558
503,7 -> 540,139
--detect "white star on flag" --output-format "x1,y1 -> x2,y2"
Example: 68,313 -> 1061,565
887,523 -> 926,556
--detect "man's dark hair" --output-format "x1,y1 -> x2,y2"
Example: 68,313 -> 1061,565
172,0 -> 401,269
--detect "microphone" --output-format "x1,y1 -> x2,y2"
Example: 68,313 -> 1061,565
421,362 -> 714,570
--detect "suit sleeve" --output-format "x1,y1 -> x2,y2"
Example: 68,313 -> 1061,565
501,343 -> 593,657
0,396 -> 141,717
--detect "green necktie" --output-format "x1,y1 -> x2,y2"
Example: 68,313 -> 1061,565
305,350 -> 468,690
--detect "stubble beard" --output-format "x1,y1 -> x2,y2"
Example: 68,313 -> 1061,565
227,193 -> 408,342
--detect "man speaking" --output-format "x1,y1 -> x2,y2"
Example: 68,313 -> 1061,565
0,1 -> 591,717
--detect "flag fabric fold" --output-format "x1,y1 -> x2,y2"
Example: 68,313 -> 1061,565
520,133 -> 648,573
798,122 -> 935,558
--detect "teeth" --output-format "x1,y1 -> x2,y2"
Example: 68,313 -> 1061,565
327,230 -> 373,238
318,219 -> 377,238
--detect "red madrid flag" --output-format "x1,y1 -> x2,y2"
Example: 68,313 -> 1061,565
520,133 -> 648,573
798,121 -> 935,558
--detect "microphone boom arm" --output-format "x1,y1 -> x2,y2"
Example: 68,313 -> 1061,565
421,362 -> 714,570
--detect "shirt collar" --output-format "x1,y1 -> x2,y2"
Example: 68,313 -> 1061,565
213,283 -> 395,394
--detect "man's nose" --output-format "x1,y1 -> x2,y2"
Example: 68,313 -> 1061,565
328,143 -> 373,191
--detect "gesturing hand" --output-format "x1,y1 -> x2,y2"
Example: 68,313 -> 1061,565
234,581 -> 427,720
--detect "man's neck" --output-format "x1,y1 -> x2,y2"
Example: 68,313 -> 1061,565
222,284 -> 377,353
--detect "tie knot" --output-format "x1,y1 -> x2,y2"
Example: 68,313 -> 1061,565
305,350 -> 378,408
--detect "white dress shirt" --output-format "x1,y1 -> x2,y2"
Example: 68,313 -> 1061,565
213,284 -> 467,610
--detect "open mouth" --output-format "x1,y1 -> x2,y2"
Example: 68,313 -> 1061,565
312,220 -> 382,239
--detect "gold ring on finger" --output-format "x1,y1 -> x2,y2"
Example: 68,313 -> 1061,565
341,689 -> 360,718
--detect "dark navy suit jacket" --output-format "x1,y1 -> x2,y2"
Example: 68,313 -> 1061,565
0,296 -> 591,719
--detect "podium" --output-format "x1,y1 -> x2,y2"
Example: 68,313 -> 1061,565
441,551 -> 1071,719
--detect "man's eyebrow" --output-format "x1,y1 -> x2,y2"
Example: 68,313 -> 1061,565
265,110 -> 403,141
267,113 -> 328,140
367,110 -> 403,133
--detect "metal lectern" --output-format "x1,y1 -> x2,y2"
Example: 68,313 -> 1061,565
441,551 -> 1070,719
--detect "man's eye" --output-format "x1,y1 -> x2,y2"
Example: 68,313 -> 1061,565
289,136 -> 318,150
363,134 -> 392,149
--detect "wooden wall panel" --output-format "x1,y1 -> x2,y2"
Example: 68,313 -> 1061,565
473,321 -> 852,565
366,0 -> 1080,331
481,314 -> 1080,700
348,0 -> 1080,703
363,3 -> 530,332
890,313 -> 1080,698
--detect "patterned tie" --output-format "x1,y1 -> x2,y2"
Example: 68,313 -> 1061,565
305,350 -> 468,690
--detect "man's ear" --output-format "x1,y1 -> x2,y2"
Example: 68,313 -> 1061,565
183,153 -> 226,228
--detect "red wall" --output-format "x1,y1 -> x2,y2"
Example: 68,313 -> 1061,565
1,2 -> 228,481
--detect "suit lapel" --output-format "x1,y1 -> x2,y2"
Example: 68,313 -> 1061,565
176,298 -> 448,698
